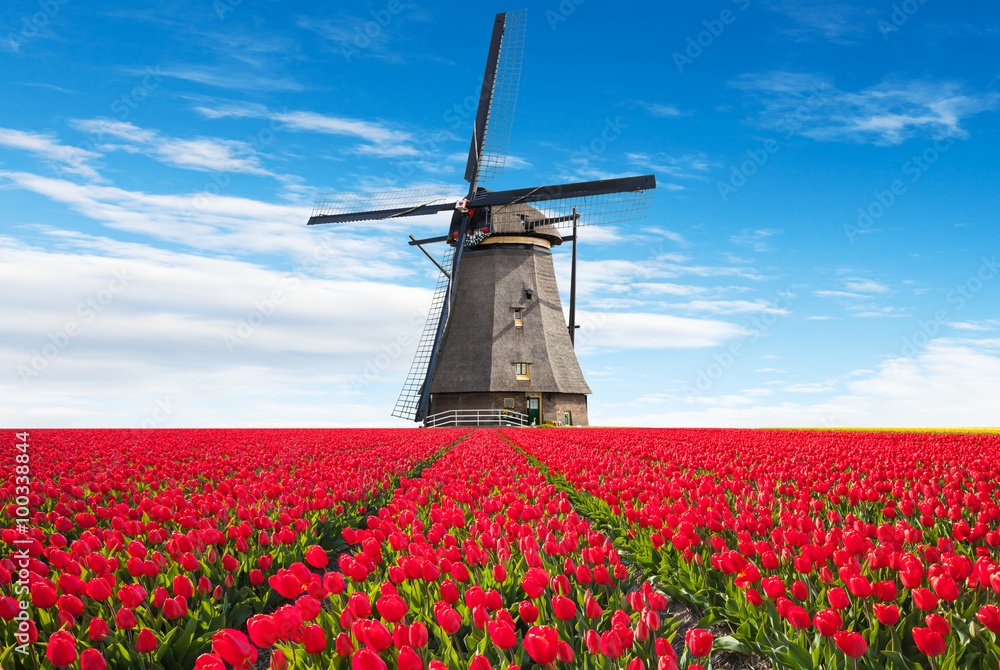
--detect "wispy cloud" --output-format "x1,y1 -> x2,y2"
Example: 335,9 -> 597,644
194,103 -> 419,158
157,66 -> 306,92
729,228 -> 779,252
71,119 -> 275,176
627,152 -> 713,179
634,101 -> 685,118
767,1 -> 878,44
733,72 -> 999,145
0,127 -> 102,181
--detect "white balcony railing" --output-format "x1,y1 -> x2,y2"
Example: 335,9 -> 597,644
424,409 -> 530,428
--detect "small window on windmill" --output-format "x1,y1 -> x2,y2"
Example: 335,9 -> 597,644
513,307 -> 523,327
504,398 -> 515,409
515,362 -> 530,380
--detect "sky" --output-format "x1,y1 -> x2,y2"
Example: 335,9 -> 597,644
2,0 -> 999,429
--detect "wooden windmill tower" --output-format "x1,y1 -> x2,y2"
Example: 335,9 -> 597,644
308,10 -> 656,426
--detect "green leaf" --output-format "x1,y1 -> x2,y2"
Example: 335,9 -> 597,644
713,635 -> 744,653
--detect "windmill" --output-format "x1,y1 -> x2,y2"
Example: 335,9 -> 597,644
308,9 -> 656,426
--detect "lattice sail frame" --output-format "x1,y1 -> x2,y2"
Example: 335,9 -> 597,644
484,188 -> 653,234
311,187 -> 455,221
477,8 -> 525,184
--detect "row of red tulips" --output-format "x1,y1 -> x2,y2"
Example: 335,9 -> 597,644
191,429 -> 715,670
0,429 -> 466,668
503,428 -> 1000,669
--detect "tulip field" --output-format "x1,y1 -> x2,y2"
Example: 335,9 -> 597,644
3,429 -> 1000,670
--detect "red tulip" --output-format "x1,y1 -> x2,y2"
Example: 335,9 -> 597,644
685,628 -> 712,658
827,587 -> 849,610
336,632 -> 355,657
873,603 -> 900,626
352,648 -> 389,670
136,628 -> 158,654
488,621 -> 517,649
434,602 -> 462,634
398,645 -> 423,670
814,608 -> 842,637
115,607 -> 137,630
410,621 -> 429,649
194,654 -> 227,670
787,605 -> 811,630
518,600 -> 539,623
601,630 -> 623,658
585,629 -> 600,654
977,605 -> 1000,634
248,614 -> 279,648
524,626 -> 559,664
834,630 -> 867,658
212,629 -> 255,666
303,624 -> 327,654
32,583 -> 58,609
87,617 -> 109,641
271,650 -> 289,670
80,648 -> 107,670
912,627 -> 947,657
470,654 -> 492,670
925,613 -> 950,638
305,545 -> 329,568
912,588 -> 938,611
46,630 -> 77,667
552,594 -> 576,620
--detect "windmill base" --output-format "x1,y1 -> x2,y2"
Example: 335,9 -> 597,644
428,392 -> 588,427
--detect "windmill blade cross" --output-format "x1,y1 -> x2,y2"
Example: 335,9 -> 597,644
465,9 -> 526,193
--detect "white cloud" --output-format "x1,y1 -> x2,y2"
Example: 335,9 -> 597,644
0,235 -> 433,427
158,66 -> 306,92
576,312 -> 746,351
71,119 -> 275,176
948,320 -> 1000,331
733,72 -> 999,145
0,171 -> 446,274
626,152 -> 713,179
635,101 -> 684,118
596,338 -> 1000,427
844,278 -> 891,294
194,104 -> 418,158
814,290 -> 869,299
730,228 -> 779,252
0,127 -> 102,181
673,299 -> 790,315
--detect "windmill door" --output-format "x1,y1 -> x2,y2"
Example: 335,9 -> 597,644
526,394 -> 541,426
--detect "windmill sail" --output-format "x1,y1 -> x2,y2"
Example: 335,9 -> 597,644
391,244 -> 455,421
309,187 -> 456,226
465,9 -> 526,191
485,179 -> 656,233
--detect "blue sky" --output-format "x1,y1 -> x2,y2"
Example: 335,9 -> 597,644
2,0 -> 999,428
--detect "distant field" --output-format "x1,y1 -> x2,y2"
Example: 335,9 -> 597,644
3,428 -> 998,669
